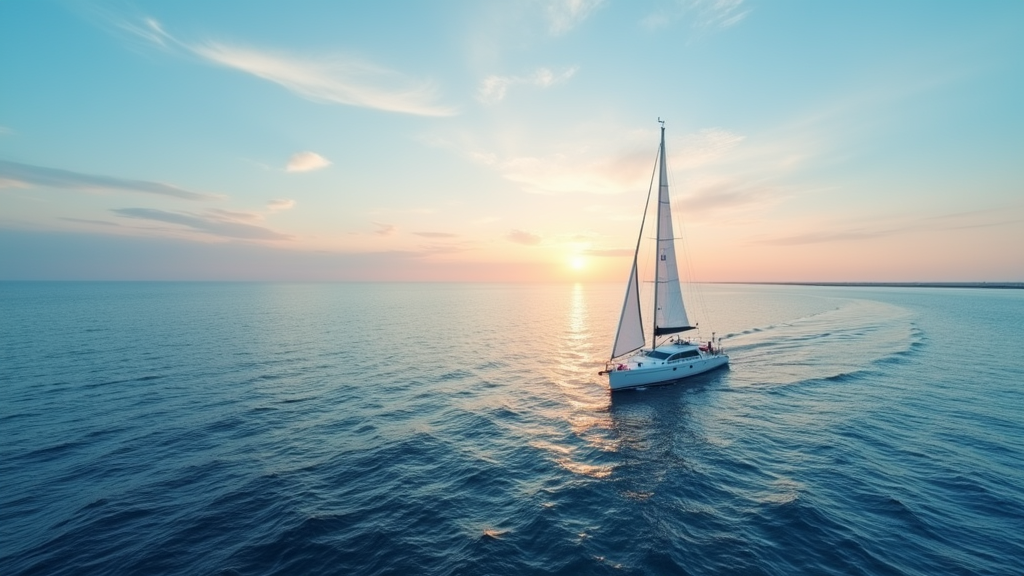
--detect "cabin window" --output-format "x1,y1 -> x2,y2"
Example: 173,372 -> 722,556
668,350 -> 700,362
646,351 -> 671,360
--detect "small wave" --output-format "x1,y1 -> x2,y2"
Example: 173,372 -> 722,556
276,397 -> 313,404
439,370 -> 472,380
18,440 -> 86,463
81,374 -> 165,389
77,497 -> 111,512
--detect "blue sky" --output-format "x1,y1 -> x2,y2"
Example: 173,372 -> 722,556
1,0 -> 1022,281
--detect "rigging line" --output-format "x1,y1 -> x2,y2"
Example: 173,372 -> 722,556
637,142 -> 661,349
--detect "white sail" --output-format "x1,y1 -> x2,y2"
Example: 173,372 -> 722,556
654,127 -> 692,336
611,258 -> 645,358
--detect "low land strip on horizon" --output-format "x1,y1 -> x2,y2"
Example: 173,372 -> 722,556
731,282 -> 1024,290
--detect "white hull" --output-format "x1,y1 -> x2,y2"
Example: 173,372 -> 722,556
608,353 -> 729,391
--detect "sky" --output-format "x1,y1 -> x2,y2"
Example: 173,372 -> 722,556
1,0 -> 1022,282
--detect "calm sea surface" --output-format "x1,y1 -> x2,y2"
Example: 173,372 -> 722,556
1,282 -> 1022,575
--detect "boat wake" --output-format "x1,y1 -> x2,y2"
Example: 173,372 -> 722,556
721,298 -> 918,387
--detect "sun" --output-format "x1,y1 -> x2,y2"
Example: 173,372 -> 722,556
570,256 -> 586,270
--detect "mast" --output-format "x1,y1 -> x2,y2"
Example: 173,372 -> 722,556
652,120 -> 665,347
652,119 -> 695,340
611,118 -> 692,359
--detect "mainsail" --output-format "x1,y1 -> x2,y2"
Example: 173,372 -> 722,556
653,125 -> 693,336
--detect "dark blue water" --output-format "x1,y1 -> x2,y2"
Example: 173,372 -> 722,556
2,282 -> 1022,575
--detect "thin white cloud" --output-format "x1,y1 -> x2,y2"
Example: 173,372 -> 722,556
675,128 -> 746,168
478,66 -> 578,104
755,208 -> 1024,246
677,178 -> 786,216
117,17 -> 173,48
61,217 -> 122,227
204,202 -> 294,223
413,231 -> 458,238
507,229 -> 542,245
415,241 -> 476,255
466,127 -> 745,194
493,153 -> 641,194
705,0 -> 750,28
373,222 -> 397,236
642,0 -> 749,31
267,198 -> 296,211
584,248 -> 632,257
195,43 -> 456,117
286,151 -> 331,173
758,227 -> 893,246
0,159 -> 217,200
208,208 -> 262,222
0,126 -> 13,135
546,0 -> 605,35
112,208 -> 292,240
125,18 -> 455,117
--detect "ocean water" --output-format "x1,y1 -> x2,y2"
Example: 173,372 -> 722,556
1,282 -> 1022,575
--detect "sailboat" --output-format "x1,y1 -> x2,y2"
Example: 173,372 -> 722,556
601,120 -> 729,391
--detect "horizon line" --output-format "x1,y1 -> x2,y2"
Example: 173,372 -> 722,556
1,280 -> 1021,288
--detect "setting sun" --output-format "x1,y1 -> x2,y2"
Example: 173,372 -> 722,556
570,256 -> 586,270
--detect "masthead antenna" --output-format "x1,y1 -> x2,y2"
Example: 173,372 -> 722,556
658,117 -> 665,127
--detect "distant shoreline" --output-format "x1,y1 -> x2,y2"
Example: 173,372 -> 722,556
726,282 -> 1024,290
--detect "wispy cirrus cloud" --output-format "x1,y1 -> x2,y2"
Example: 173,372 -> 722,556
286,151 -> 330,173
584,248 -> 632,257
477,66 -> 578,104
507,229 -> 542,245
112,208 -> 291,240
208,208 -> 262,222
373,222 -> 397,236
204,200 -> 294,223
758,227 -> 890,246
116,17 -> 172,49
642,0 -> 749,31
476,151 -> 642,194
546,0 -> 605,35
465,126 -> 744,194
124,18 -> 455,117
414,240 -> 476,255
195,43 -> 456,116
752,208 -> 1023,247
0,159 -> 217,200
675,128 -> 746,168
61,217 -> 122,227
413,231 -> 458,238
677,178 -> 786,216
267,198 -> 296,211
